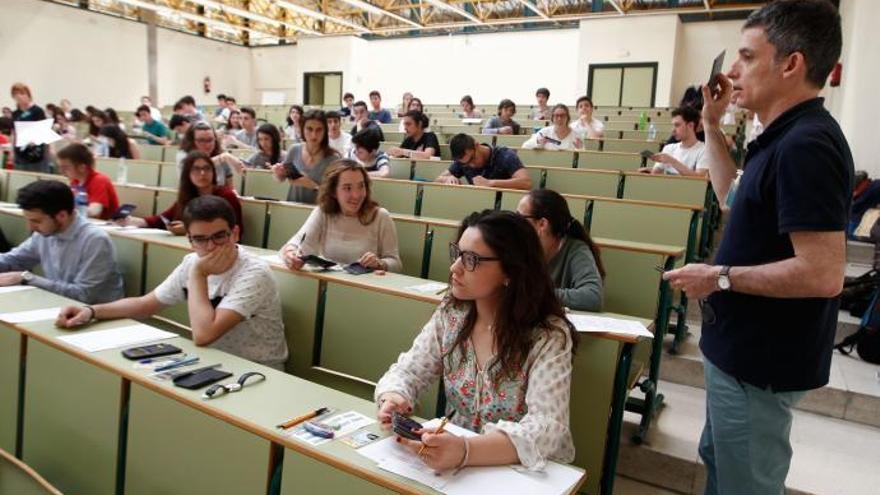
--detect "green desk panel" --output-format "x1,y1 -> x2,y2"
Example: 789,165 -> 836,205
159,162 -> 179,188
281,449 -> 395,495
0,210 -> 29,246
514,149 -> 575,168
371,180 -> 419,216
394,220 -> 428,279
154,188 -> 176,215
544,169 -> 621,198
125,383 -> 270,495
115,185 -> 156,217
125,162 -> 162,187
575,151 -> 642,172
600,248 -> 665,321
266,203 -> 314,251
22,340 -> 120,495
272,271 -> 320,376
412,160 -> 450,182
138,145 -> 165,163
244,170 -> 290,201
111,235 -> 145,298
144,242 -> 190,326
5,173 -> 38,203
590,201 -> 693,249
419,185 -> 495,222
0,326 -> 20,454
241,200 -> 269,249
426,224 -> 457,283
622,175 -> 709,209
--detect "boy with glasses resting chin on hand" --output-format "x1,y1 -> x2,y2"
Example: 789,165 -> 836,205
56,196 -> 289,370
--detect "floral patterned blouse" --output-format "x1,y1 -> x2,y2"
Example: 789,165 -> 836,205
375,301 -> 575,470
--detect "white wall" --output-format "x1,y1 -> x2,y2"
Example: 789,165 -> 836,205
673,20 -> 743,104
576,15 -> 681,107
0,0 -> 252,111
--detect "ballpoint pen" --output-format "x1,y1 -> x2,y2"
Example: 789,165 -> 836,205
153,356 -> 199,373
418,410 -> 457,456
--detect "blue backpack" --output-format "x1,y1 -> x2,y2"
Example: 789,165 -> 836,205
836,287 -> 880,364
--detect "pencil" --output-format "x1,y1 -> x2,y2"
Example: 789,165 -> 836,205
418,410 -> 456,456
277,407 -> 329,429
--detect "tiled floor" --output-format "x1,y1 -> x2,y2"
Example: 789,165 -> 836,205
614,476 -> 681,494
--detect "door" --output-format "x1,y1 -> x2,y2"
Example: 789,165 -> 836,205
303,72 -> 343,107
587,63 -> 658,107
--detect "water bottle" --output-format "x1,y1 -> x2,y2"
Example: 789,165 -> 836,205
74,187 -> 89,218
638,112 -> 648,131
117,157 -> 128,184
95,139 -> 108,158
647,123 -> 658,141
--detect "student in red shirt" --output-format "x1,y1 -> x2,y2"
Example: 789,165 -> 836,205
118,151 -> 242,237
56,143 -> 119,220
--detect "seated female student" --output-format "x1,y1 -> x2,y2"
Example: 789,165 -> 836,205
224,109 -> 243,134
284,105 -> 304,143
482,99 -> 521,136
521,104 -> 582,151
352,127 -> 390,178
88,109 -> 107,140
120,151 -> 243,236
570,96 -> 604,140
246,123 -> 282,169
104,107 -> 126,131
98,124 -> 141,159
459,95 -> 483,119
516,189 -> 604,311
177,122 -> 244,188
387,111 -> 440,159
52,109 -> 77,140
271,109 -> 340,204
280,160 -> 402,272
397,98 -> 426,132
375,210 -> 576,472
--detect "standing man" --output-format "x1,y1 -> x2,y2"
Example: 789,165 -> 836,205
664,1 -> 852,494
10,83 -> 51,172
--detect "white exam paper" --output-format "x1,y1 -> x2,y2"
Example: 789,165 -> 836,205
14,119 -> 62,149
0,286 -> 37,295
567,314 -> 653,339
0,307 -> 63,323
406,282 -> 447,294
285,410 -> 375,447
57,324 -> 177,352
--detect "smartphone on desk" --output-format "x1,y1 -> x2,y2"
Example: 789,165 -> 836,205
343,262 -> 374,275
122,343 -> 181,360
111,204 -> 137,220
299,254 -> 336,270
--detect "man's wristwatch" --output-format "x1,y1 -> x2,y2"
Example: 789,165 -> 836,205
717,266 -> 732,291
20,271 -> 33,285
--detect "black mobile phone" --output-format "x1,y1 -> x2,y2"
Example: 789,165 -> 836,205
540,133 -> 562,145
391,412 -> 423,441
640,149 -> 656,160
111,204 -> 137,220
121,343 -> 182,360
299,254 -> 336,269
708,50 -> 726,96
343,262 -> 374,275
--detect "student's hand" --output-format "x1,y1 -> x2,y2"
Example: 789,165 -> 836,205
55,306 -> 93,328
387,147 -> 404,158
398,430 -> 467,473
377,392 -> 413,429
701,73 -> 733,129
472,176 -> 492,187
194,243 -> 237,277
0,272 -> 23,286
271,163 -> 287,181
168,221 -> 186,236
637,167 -> 653,174
438,175 -> 460,185
651,153 -> 673,164
359,252 -> 383,269
281,244 -> 305,271
116,216 -> 147,227
536,135 -> 547,146
663,263 -> 722,300
498,126 -> 513,135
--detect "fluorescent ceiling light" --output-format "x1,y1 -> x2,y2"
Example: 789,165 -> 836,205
338,0 -> 422,28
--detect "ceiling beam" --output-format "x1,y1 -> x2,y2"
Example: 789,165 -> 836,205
422,0 -> 484,24
275,0 -> 371,33
607,0 -> 624,15
515,0 -> 549,20
185,0 -> 320,35
337,0 -> 422,28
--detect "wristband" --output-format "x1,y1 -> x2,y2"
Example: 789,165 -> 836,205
84,305 -> 96,321
456,437 -> 470,469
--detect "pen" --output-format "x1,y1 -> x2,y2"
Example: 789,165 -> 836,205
654,266 -> 667,274
418,410 -> 457,456
153,356 -> 199,373
277,407 -> 329,429
138,353 -> 185,365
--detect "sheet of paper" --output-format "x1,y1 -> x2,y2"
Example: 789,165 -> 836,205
406,281 -> 448,295
285,410 -> 375,447
461,118 -> 482,124
119,228 -> 173,236
259,254 -> 284,266
57,324 -> 178,353
360,436 -> 453,490
14,119 -> 62,148
0,307 -> 63,324
0,285 -> 37,295
567,314 -> 653,339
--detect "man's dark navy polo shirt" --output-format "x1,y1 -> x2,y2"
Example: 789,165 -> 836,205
701,98 -> 854,392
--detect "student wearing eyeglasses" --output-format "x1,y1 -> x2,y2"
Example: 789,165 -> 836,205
119,151 -> 243,237
375,210 -> 576,473
521,104 -> 582,151
56,196 -> 289,370
516,189 -> 604,312
280,160 -> 402,273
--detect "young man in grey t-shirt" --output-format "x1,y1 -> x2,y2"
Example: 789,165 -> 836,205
56,196 -> 288,370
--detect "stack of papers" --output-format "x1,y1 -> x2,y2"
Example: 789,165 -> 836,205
358,419 -> 583,495
0,286 -> 37,295
567,314 -> 653,339
284,410 -> 375,446
0,307 -> 63,323
57,324 -> 177,352
14,119 -> 61,148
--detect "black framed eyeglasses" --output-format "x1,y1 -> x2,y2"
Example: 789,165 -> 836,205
449,242 -> 500,272
189,230 -> 232,248
202,372 -> 265,400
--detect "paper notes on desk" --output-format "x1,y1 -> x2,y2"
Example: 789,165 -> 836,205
567,314 -> 653,339
0,307 -> 63,324
358,418 -> 583,495
57,324 -> 177,352
406,281 -> 448,295
0,286 -> 36,295
284,410 -> 375,447
258,254 -> 284,266
118,228 -> 173,236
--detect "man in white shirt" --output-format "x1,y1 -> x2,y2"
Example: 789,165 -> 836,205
641,106 -> 709,177
56,196 -> 289,370
326,111 -> 352,157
